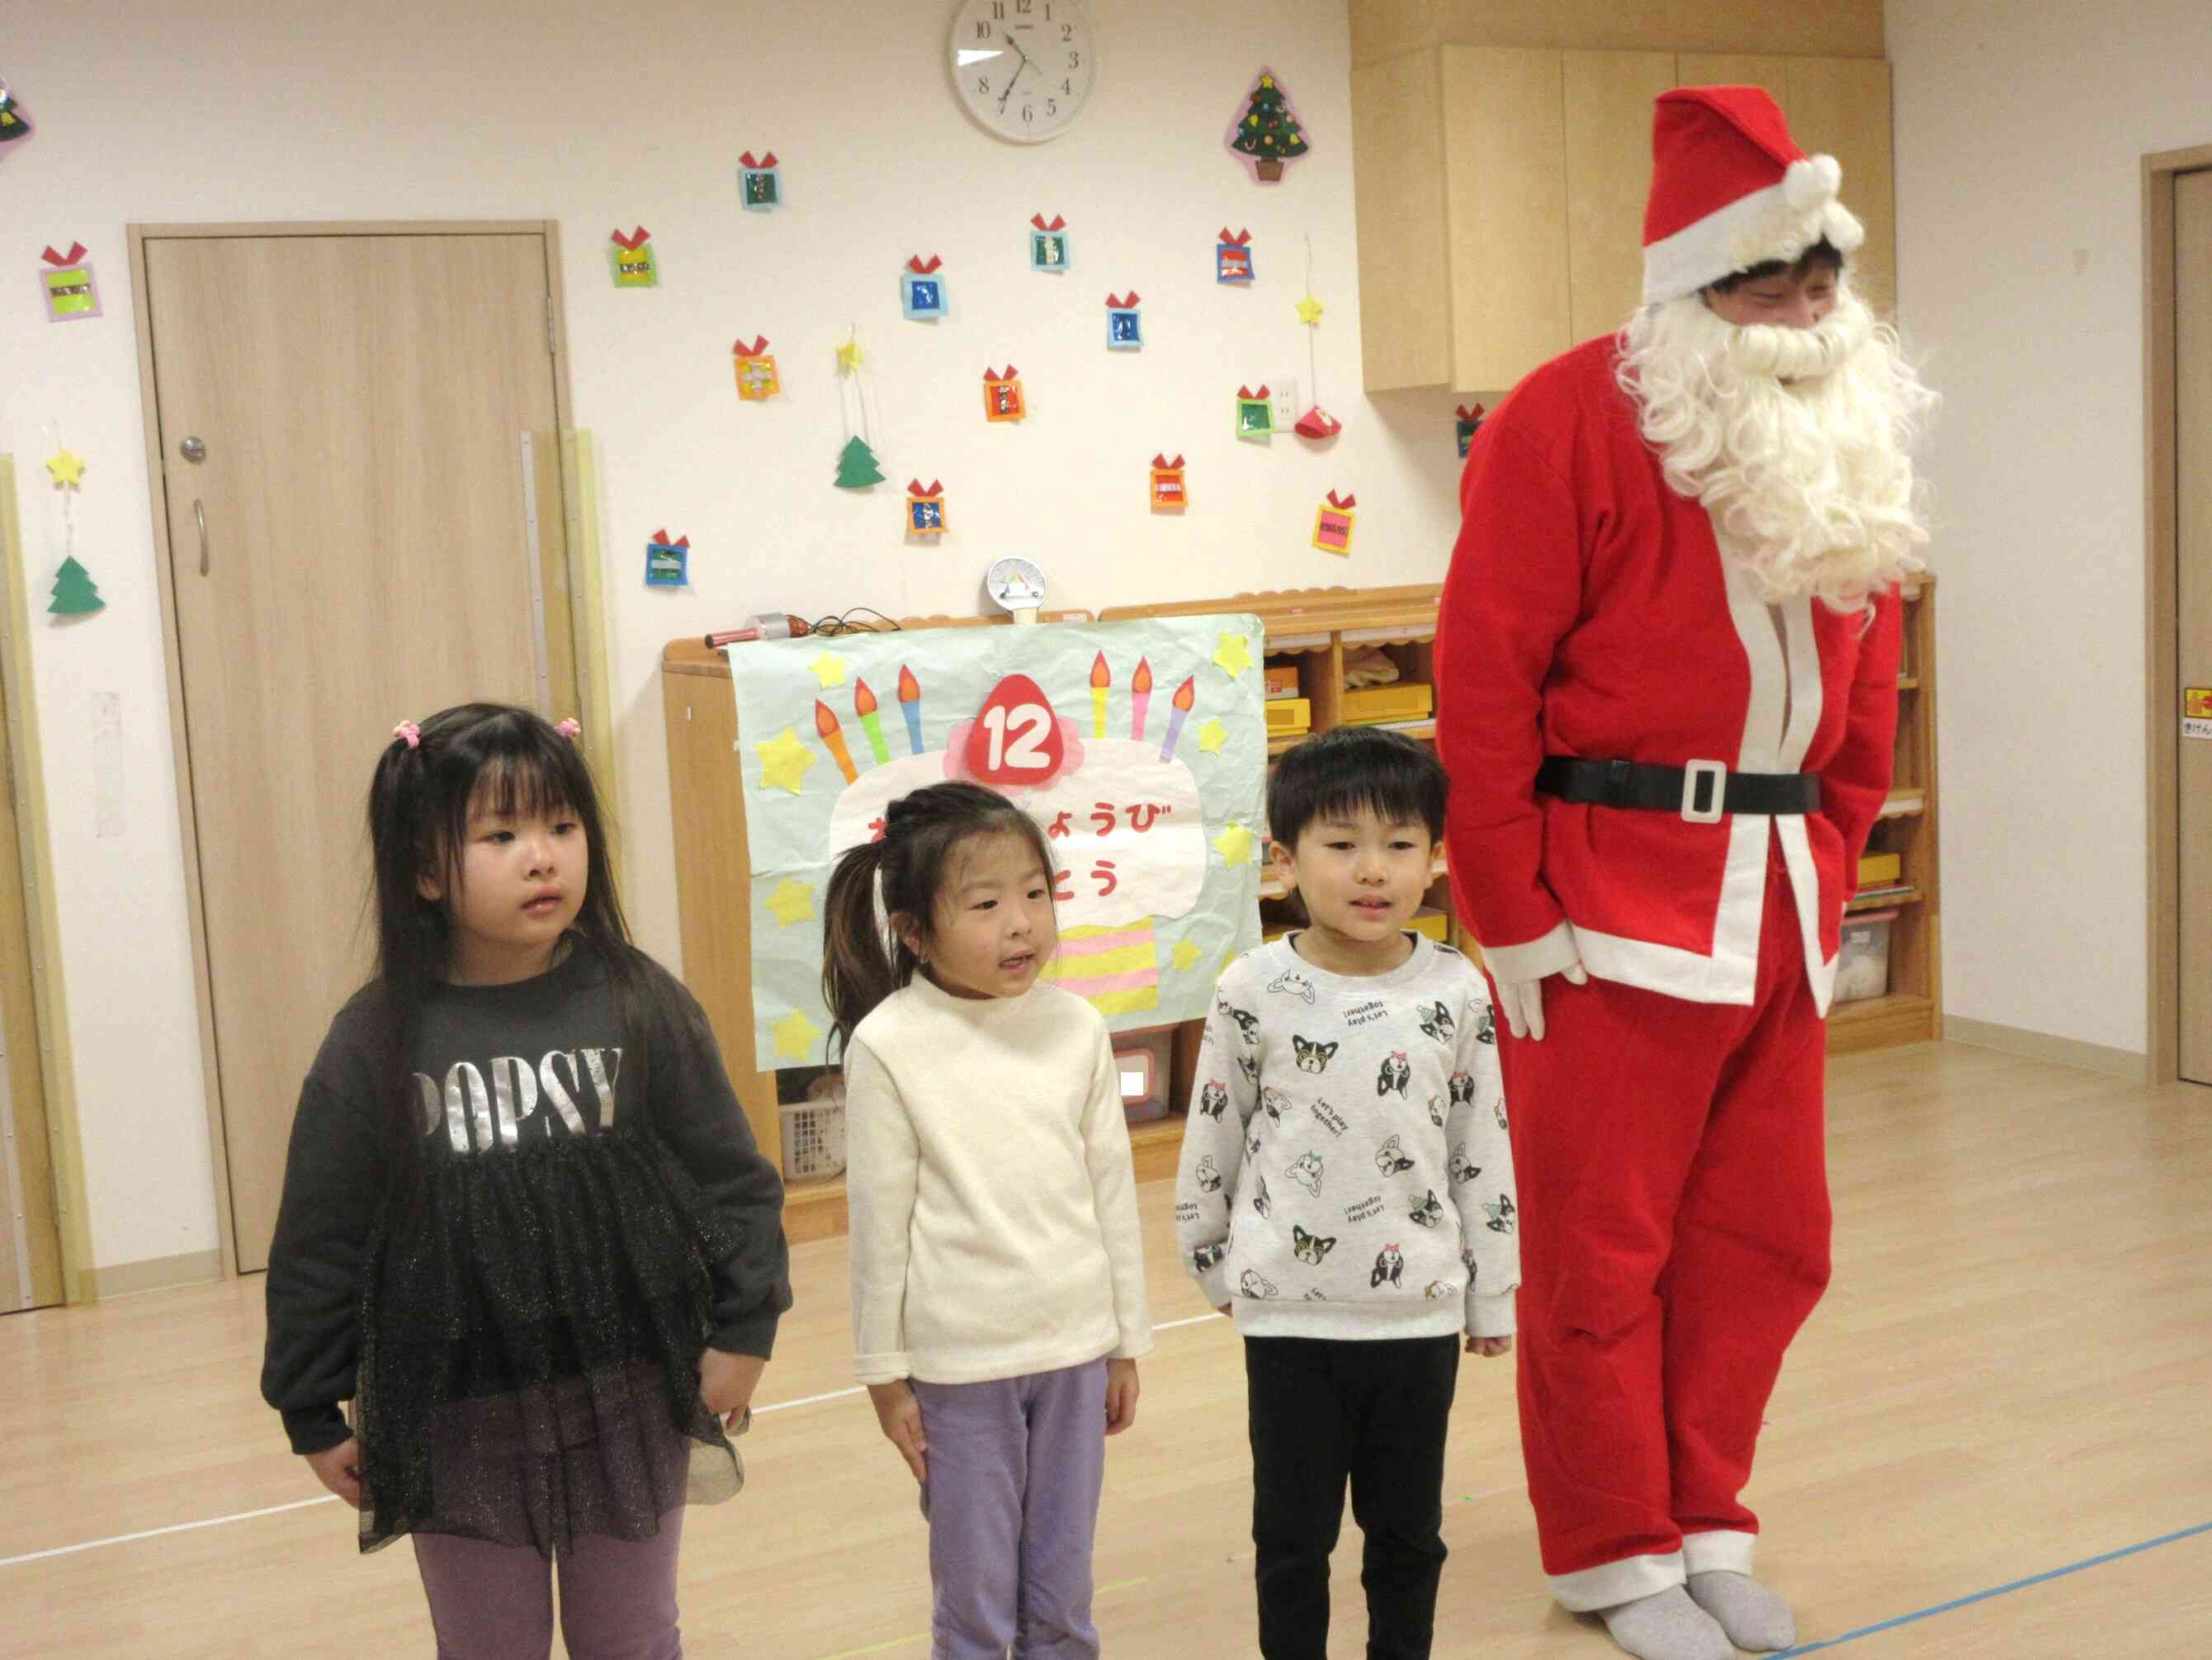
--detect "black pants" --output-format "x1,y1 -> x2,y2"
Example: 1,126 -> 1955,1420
1245,1334 -> 1460,1660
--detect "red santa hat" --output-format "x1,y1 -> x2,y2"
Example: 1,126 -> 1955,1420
1640,85 -> 1865,305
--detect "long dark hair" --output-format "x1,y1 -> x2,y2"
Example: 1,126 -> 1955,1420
363,703 -> 687,1192
820,781 -> 1057,1059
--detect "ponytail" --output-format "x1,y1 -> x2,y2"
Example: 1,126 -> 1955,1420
822,839 -> 906,1061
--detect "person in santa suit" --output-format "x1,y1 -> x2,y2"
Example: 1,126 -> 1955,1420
1435,87 -> 1937,1660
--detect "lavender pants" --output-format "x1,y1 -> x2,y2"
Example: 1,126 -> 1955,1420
413,1508 -> 684,1660
913,1358 -> 1108,1660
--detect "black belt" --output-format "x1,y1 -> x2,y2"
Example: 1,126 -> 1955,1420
1536,756 -> 1820,821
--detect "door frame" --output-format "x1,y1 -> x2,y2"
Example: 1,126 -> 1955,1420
2143,147 -> 2212,1086
128,220 -> 590,1275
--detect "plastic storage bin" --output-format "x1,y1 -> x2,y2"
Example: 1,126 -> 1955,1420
1834,910 -> 1898,1004
780,1074 -> 847,1180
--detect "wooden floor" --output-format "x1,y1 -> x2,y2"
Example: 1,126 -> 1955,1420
4,1041 -> 2208,1658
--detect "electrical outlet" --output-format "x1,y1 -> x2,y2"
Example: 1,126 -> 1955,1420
1272,378 -> 1300,429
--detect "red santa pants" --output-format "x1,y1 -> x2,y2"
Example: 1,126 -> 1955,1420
1491,845 -> 1832,1611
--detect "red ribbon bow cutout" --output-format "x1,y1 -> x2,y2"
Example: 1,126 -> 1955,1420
648,528 -> 691,549
1324,490 -> 1357,511
1106,291 -> 1140,309
611,227 -> 651,249
1151,453 -> 1186,471
907,480 -> 944,499
1031,213 -> 1066,232
1218,228 -> 1253,247
1237,385 -> 1271,401
1456,403 -> 1486,423
733,336 -> 772,358
983,365 -> 1020,382
41,242 -> 88,267
740,151 -> 778,169
906,254 -> 943,275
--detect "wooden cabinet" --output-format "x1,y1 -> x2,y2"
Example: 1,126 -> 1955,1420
1353,47 -> 1895,394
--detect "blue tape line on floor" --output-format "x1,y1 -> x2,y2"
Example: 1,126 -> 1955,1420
1771,1519 -> 2212,1654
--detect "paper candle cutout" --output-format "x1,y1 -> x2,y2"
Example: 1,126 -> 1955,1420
897,664 -> 925,754
1159,675 -> 1198,761
40,243 -> 100,323
1105,291 -> 1143,350
49,556 -> 103,617
1236,385 -> 1275,442
739,150 -> 782,210
1312,490 -> 1357,556
734,335 -> 780,400
1030,214 -> 1071,272
1456,402 -> 1487,458
901,254 -> 948,320
906,479 -> 948,537
815,698 -> 860,785
609,226 -> 657,288
1149,453 -> 1188,513
1217,228 -> 1255,285
983,365 -> 1026,423
1089,651 -> 1110,737
836,436 -> 886,489
645,529 -> 690,586
1227,68 -> 1312,183
1294,405 -> 1342,440
853,679 -> 892,766
0,76 -> 31,154
1131,657 -> 1155,742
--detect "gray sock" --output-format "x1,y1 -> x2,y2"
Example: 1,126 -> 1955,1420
1687,1569 -> 1798,1652
1594,1586 -> 1735,1660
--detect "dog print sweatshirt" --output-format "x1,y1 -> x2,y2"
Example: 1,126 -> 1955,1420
1173,935 -> 1518,1339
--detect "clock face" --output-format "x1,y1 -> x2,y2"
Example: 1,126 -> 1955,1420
986,556 -> 1049,610
948,0 -> 1096,144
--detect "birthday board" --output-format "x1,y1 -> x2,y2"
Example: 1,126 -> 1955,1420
726,614 -> 1267,1070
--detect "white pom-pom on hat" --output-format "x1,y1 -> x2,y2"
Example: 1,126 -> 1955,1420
1784,154 -> 1842,211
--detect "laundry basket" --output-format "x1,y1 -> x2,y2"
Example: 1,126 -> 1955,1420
779,1074 -> 848,1181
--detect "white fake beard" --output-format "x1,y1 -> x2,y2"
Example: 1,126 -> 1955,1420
1617,288 -> 1937,611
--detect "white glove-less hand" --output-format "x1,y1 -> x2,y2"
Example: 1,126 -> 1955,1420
1493,958 -> 1590,1042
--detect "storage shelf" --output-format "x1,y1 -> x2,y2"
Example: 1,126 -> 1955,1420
1879,790 -> 1928,818
1847,887 -> 1923,914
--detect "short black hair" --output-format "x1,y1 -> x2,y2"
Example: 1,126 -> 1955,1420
1268,726 -> 1447,854
1708,236 -> 1845,296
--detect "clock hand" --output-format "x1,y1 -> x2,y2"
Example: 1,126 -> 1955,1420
997,31 -> 1033,114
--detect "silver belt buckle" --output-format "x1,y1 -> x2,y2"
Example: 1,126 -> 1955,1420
1680,759 -> 1728,824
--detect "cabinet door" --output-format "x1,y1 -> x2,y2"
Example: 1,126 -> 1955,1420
1564,50 -> 1680,342
1676,54 -> 1794,118
1786,57 -> 1895,317
1441,45 -> 1572,392
1353,50 -> 1453,390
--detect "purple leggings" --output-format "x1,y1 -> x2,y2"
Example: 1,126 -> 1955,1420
413,1508 -> 684,1660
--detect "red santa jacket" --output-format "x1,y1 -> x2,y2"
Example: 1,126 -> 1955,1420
1436,335 -> 1901,1014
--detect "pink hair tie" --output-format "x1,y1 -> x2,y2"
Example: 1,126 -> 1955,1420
393,721 -> 421,750
555,717 -> 582,740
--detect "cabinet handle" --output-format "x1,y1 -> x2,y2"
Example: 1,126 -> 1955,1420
194,499 -> 209,576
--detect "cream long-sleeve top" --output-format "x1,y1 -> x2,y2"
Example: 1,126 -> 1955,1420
842,972 -> 1154,1387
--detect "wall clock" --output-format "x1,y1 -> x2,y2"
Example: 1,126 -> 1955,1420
949,0 -> 1097,144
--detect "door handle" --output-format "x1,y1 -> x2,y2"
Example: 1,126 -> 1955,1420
194,499 -> 209,576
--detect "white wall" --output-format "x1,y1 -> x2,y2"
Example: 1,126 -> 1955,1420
0,0 -> 1472,1269
1888,0 -> 2207,1057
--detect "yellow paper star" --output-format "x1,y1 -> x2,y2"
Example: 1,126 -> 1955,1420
1170,939 -> 1203,972
763,877 -> 816,929
836,336 -> 865,373
1213,821 -> 1256,868
1296,294 -> 1326,326
755,726 -> 817,794
45,449 -> 87,487
809,652 -> 848,688
1196,718 -> 1229,755
1212,632 -> 1254,680
771,1008 -> 823,1062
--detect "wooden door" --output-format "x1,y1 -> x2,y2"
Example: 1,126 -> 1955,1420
0,644 -> 64,1310
2177,170 -> 2212,1084
1785,58 -> 1897,319
1564,50 -> 1680,342
142,232 -> 562,1270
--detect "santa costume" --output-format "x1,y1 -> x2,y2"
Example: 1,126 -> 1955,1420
1436,86 -> 1935,1654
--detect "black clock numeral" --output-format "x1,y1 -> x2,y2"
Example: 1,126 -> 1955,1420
977,75 -> 991,93
1016,0 -> 1033,12
990,1 -> 1004,16
1061,78 -> 1072,94
1068,50 -> 1081,68
1047,97 -> 1057,116
1061,21 -> 1073,40
1021,102 -> 1034,123
975,19 -> 990,36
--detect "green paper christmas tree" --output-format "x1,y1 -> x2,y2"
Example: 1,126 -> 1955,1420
49,556 -> 104,616
1232,71 -> 1309,182
835,436 -> 886,489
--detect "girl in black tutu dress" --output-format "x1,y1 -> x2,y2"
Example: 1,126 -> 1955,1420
262,703 -> 790,1658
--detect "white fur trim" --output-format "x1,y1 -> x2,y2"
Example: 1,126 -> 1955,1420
1681,1530 -> 1760,1577
1642,154 -> 1860,304
1550,1549 -> 1686,1613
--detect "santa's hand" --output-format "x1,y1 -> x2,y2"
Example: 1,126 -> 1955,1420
1495,959 -> 1590,1042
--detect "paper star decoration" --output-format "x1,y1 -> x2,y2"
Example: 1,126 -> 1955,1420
763,878 -> 816,929
809,652 -> 848,688
1171,939 -> 1203,972
755,726 -> 817,794
1296,294 -> 1326,326
45,449 -> 87,487
1213,822 -> 1256,868
1212,632 -> 1254,680
771,1008 -> 823,1062
836,335 -> 865,373
1197,718 -> 1229,755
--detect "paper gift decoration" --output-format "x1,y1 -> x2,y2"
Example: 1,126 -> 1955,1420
609,226 -> 657,287
1217,228 -> 1255,284
906,479 -> 948,536
1030,213 -> 1071,272
1150,453 -> 1188,513
1236,385 -> 1274,442
0,76 -> 31,154
740,150 -> 782,210
901,254 -> 948,319
645,528 -> 691,586
1294,405 -> 1342,440
1456,402 -> 1486,458
1226,68 -> 1312,184
1312,490 -> 1357,556
983,366 -> 1026,422
40,243 -> 100,322
1105,291 -> 1143,350
734,335 -> 781,400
